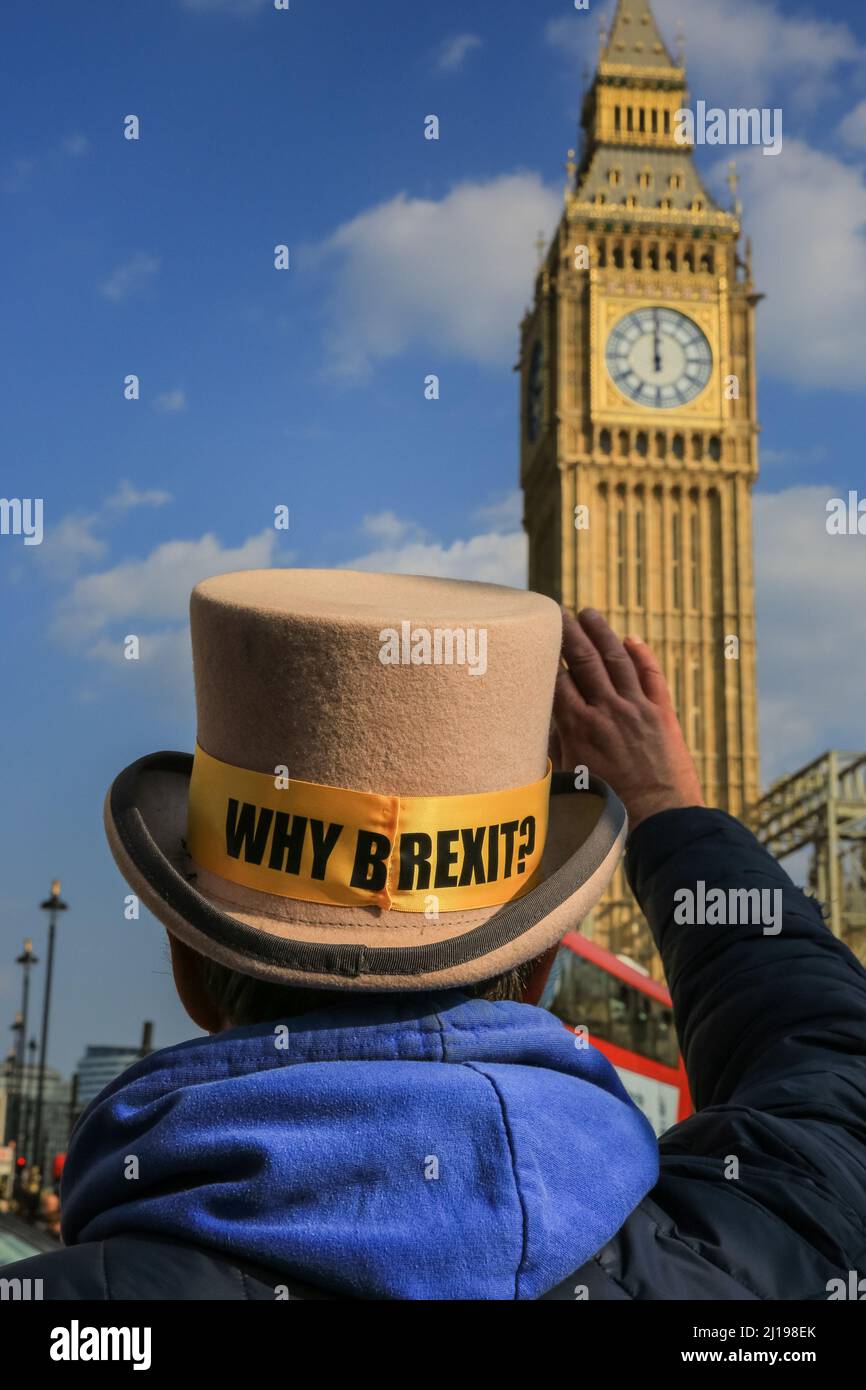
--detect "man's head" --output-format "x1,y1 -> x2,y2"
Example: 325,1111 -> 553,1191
168,934 -> 559,1033
105,572 -> 627,1014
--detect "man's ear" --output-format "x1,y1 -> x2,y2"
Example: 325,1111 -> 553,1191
521,944 -> 560,1007
167,934 -> 225,1034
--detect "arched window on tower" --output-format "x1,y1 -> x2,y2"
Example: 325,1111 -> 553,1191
635,504 -> 646,609
671,509 -> 683,610
615,106 -> 622,133
691,661 -> 703,752
673,658 -> 684,719
648,244 -> 660,270
690,511 -> 701,609
616,498 -> 627,608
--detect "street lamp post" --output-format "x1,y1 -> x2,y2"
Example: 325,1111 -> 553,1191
7,1012 -> 23,1147
11,939 -> 38,1159
2,1051 -> 15,1145
31,880 -> 68,1203
18,1036 -> 38,1181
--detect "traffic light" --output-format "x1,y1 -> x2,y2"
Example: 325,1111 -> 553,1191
16,1155 -> 26,1168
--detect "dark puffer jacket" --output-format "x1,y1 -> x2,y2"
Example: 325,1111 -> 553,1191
7,808 -> 866,1299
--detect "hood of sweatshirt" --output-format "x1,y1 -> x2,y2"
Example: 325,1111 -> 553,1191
60,993 -> 658,1300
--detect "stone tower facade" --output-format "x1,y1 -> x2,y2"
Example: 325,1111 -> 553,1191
519,0 -> 761,963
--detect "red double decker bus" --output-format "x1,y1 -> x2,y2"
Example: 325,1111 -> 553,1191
545,933 -> 692,1136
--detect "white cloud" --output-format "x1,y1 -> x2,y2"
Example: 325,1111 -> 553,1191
345,509 -> 527,589
39,514 -> 108,578
318,174 -> 561,377
761,444 -> 828,469
62,133 -> 90,157
548,0 -> 862,109
838,99 -> 866,150
435,34 -> 482,74
57,528 -> 279,640
99,253 -> 160,303
652,0 -> 862,108
754,486 -> 866,782
85,626 -> 197,704
106,481 -> 172,512
153,388 -> 187,414
36,483 -> 172,579
474,490 -> 523,531
730,141 -> 866,388
360,512 -> 423,545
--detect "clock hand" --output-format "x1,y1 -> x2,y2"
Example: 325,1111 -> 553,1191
653,311 -> 662,374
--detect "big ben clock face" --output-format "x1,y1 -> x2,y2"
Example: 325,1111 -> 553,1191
606,308 -> 713,409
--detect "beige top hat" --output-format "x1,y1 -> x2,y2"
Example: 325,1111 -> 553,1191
105,569 -> 627,991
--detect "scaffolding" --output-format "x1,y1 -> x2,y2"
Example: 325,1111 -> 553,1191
586,750 -> 866,974
749,751 -> 866,965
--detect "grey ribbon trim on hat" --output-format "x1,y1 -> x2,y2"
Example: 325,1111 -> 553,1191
110,753 -> 626,979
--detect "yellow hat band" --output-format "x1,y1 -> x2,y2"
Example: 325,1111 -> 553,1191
186,743 -> 551,913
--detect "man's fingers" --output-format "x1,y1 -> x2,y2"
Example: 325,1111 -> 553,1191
624,635 -> 671,708
553,666 -> 585,731
576,608 -> 644,700
560,607 -> 617,703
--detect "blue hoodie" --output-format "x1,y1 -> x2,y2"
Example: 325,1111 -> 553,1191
60,993 -> 659,1300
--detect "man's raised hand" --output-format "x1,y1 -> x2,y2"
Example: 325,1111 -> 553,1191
552,608 -> 705,833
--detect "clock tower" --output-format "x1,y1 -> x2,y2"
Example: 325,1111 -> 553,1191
520,0 -> 762,964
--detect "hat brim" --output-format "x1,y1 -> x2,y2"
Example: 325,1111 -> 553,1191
105,751 -> 627,991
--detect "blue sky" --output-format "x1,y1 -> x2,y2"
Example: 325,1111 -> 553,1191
3,0 -> 866,1075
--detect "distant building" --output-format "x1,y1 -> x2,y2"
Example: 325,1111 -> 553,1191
75,1045 -> 143,1110
0,1061 -> 73,1179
